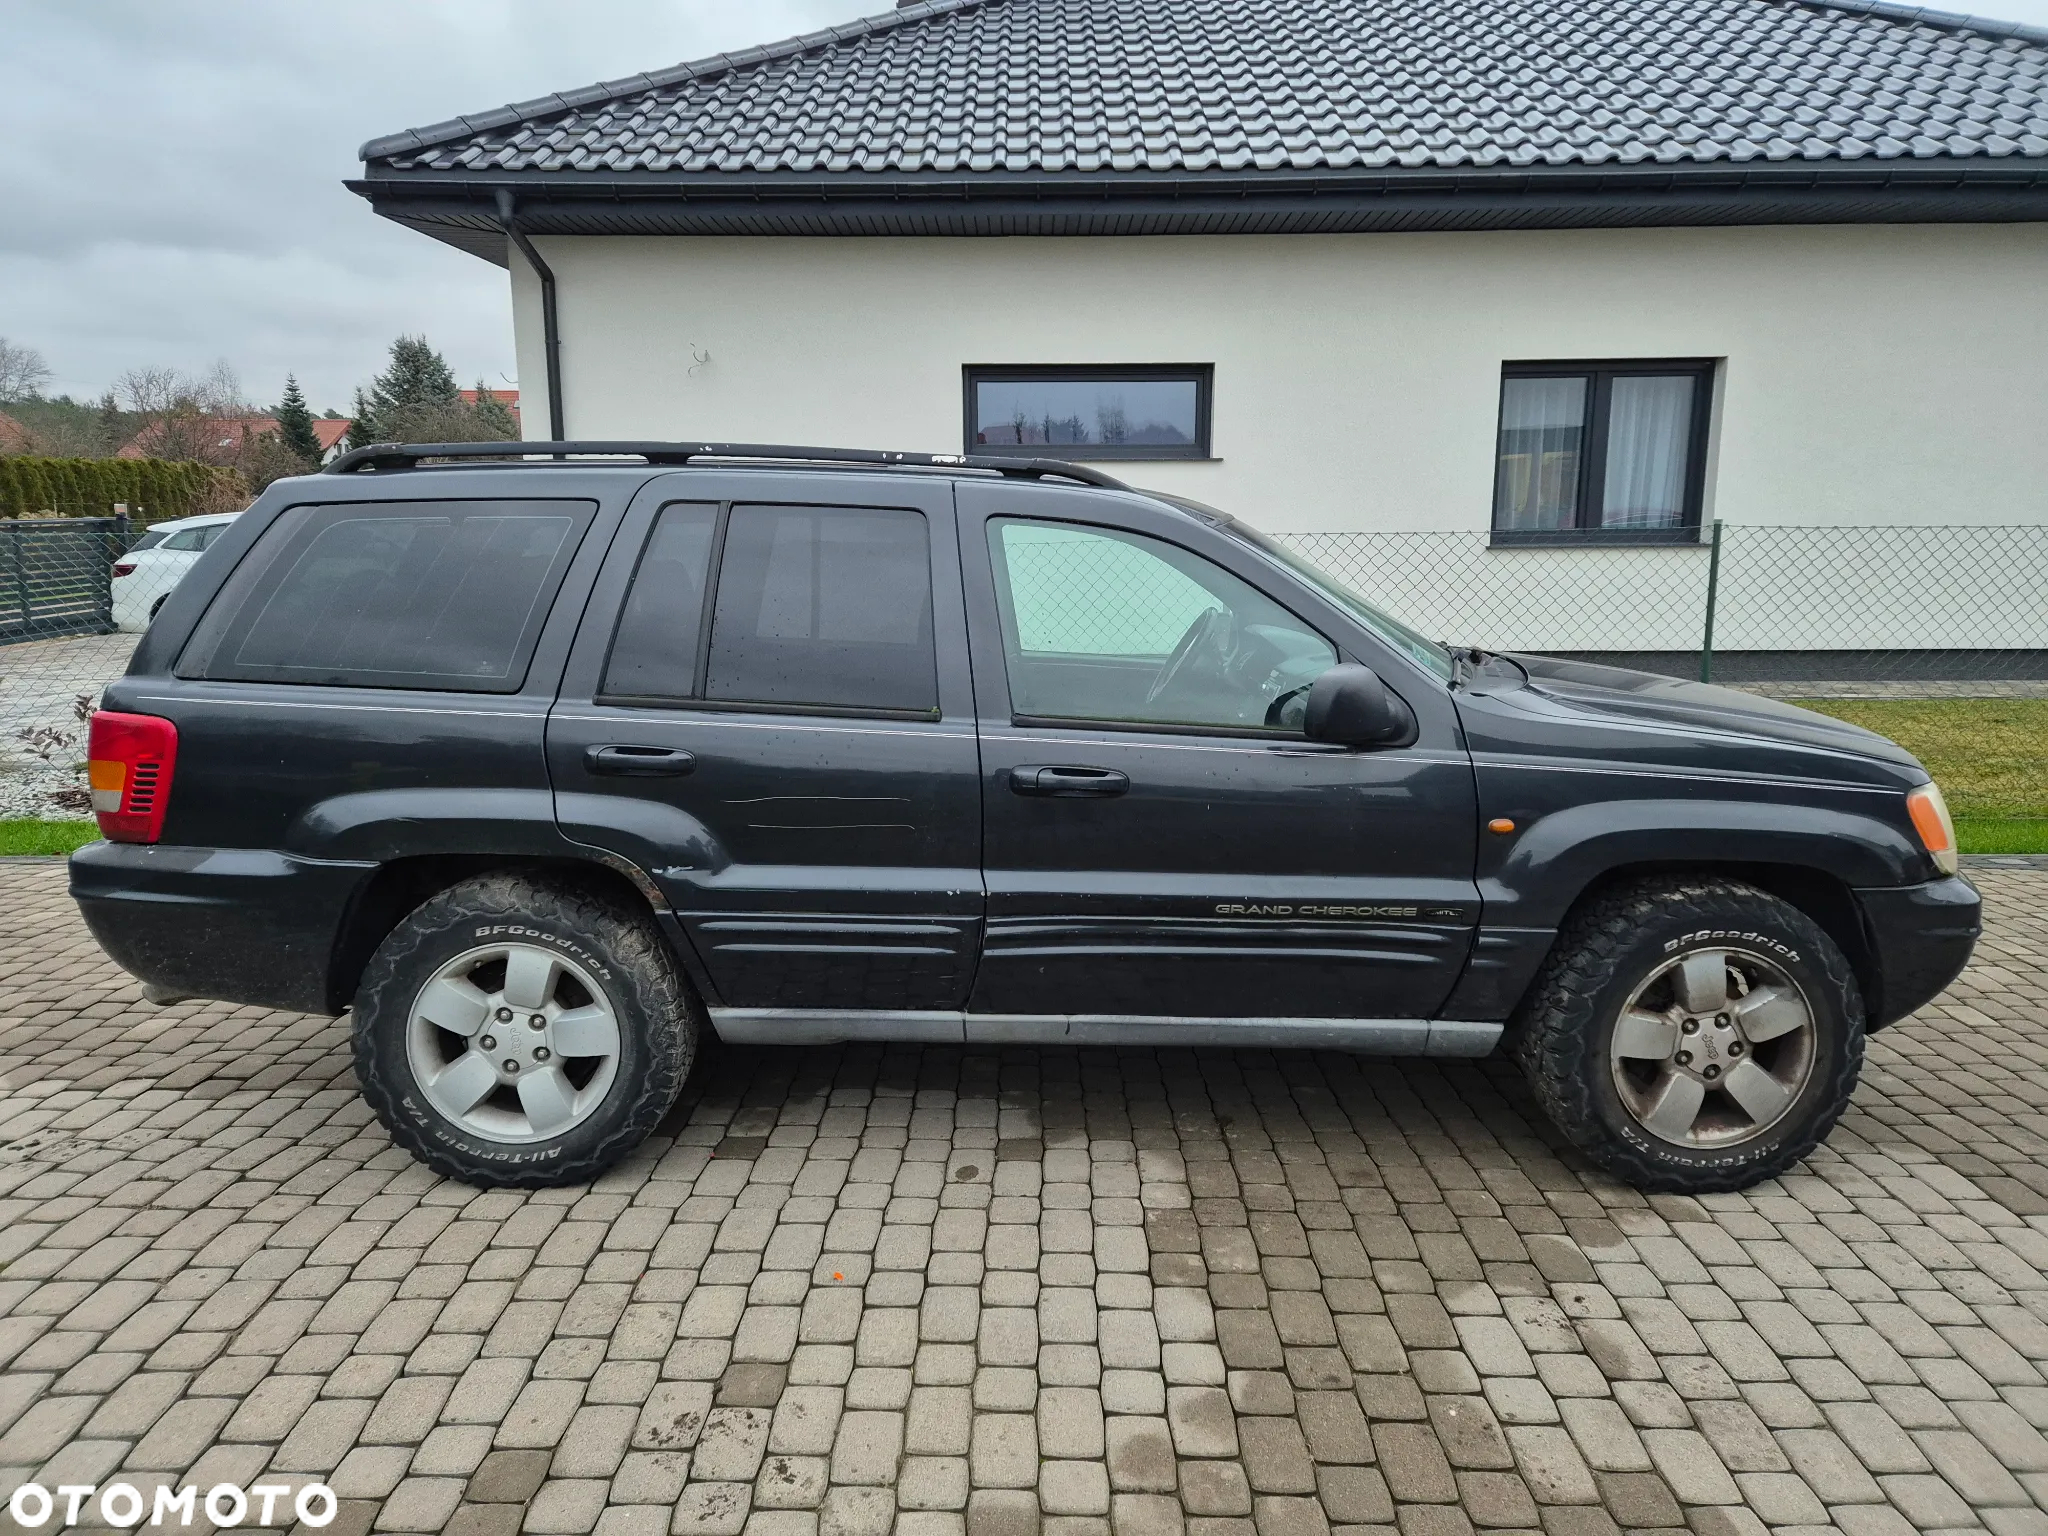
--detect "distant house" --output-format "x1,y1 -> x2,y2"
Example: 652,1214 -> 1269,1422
460,387 -> 520,429
0,410 -> 30,454
118,416 -> 354,463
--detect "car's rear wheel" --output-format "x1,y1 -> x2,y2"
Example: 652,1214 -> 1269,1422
353,872 -> 697,1187
1512,876 -> 1864,1192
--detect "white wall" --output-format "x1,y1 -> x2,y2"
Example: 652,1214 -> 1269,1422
506,224 -> 2048,653
511,223 -> 2048,534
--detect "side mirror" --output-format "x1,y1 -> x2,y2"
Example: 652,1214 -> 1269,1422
1304,664 -> 1416,748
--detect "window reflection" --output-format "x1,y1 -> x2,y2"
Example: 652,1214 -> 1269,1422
967,369 -> 1210,460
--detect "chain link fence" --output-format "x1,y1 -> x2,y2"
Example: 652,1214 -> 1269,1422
1278,523 -> 2048,688
1,516 -> 2043,820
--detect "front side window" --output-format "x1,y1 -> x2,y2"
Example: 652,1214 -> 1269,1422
198,499 -> 590,691
967,365 -> 1211,461
989,519 -> 1335,732
603,503 -> 937,716
1492,361 -> 1714,542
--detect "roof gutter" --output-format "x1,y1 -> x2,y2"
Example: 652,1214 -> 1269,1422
354,164 -> 2048,252
494,190 -> 565,440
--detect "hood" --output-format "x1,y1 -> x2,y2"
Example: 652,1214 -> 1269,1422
1461,653 -> 1924,780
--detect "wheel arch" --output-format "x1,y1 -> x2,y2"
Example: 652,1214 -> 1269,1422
1545,859 -> 1876,1027
326,852 -> 711,1014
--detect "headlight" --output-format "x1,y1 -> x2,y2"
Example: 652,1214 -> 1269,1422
1906,782 -> 1957,876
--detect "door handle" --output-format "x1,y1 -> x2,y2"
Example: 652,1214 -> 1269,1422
585,744 -> 697,777
1010,765 -> 1130,798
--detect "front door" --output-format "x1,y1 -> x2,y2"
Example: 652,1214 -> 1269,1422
547,471 -> 981,1030
960,482 -> 1479,1026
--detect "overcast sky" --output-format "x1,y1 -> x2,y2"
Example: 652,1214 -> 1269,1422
1,1 -> 878,412
8,0 -> 2048,415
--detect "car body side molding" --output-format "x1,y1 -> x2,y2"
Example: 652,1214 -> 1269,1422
708,1008 -> 1500,1056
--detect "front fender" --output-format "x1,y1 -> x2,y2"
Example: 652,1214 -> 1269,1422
1481,797 -> 1927,931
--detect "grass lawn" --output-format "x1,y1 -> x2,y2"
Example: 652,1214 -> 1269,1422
0,818 -> 99,857
1791,697 -> 2048,855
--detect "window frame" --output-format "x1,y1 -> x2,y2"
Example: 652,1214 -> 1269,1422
1490,358 -> 1716,547
963,364 -> 1214,462
984,514 -> 1338,740
596,499 -> 943,723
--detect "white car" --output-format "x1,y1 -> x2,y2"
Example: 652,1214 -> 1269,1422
111,512 -> 240,633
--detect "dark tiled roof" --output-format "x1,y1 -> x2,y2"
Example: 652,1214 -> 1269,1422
363,0 -> 2048,178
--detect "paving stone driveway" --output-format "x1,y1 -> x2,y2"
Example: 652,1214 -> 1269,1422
2,860 -> 2046,1536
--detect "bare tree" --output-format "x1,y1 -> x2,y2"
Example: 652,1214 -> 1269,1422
116,361 -> 251,463
0,338 -> 53,403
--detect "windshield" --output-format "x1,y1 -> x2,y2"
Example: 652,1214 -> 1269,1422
1212,520 -> 1457,682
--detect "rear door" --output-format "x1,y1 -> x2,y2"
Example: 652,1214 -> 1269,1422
959,480 -> 1480,1027
547,471 -> 982,1031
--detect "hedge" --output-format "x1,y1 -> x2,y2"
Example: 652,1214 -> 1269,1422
0,457 -> 246,524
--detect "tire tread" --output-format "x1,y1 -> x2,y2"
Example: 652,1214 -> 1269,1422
352,872 -> 694,1189
1512,875 -> 1864,1193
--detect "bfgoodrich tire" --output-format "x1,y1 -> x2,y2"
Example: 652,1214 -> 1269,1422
352,873 -> 697,1188
1512,876 -> 1864,1193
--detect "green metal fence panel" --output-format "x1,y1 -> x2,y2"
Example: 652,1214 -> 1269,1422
0,518 -> 128,646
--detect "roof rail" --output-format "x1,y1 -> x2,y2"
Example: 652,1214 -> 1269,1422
323,439 -> 1133,490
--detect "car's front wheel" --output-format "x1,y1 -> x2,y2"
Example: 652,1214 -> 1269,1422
1512,877 -> 1864,1192
353,872 -> 697,1187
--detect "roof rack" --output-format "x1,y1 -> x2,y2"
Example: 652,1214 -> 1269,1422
323,440 -> 1132,490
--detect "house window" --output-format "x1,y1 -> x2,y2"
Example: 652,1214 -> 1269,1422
966,365 -> 1212,461
1492,361 -> 1714,544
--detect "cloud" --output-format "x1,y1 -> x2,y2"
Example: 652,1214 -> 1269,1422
0,0 -> 878,411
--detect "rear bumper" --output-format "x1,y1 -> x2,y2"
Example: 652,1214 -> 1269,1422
69,841 -> 374,1015
1854,874 -> 1982,1028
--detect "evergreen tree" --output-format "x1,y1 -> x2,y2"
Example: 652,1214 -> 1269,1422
368,336 -> 460,423
472,380 -> 519,438
96,392 -> 124,455
275,375 -> 322,464
344,388 -> 380,451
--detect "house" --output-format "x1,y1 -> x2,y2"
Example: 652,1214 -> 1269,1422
460,387 -> 521,429
349,0 -> 2048,661
117,415 -> 353,463
0,411 -> 30,454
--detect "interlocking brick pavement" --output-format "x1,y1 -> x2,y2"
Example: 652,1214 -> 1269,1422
1,859 -> 2045,1536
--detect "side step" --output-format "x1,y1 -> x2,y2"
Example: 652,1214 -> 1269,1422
709,1009 -> 1500,1056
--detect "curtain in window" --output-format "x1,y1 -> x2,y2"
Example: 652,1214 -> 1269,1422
1600,376 -> 1695,529
1494,378 -> 1586,531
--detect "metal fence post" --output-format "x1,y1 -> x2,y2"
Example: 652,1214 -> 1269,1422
1699,519 -> 1725,683
96,516 -> 122,632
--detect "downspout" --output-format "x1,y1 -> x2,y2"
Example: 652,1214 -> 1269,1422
494,189 -> 565,440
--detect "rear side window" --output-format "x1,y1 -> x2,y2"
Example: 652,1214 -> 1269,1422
191,500 -> 592,691
602,502 -> 936,715
159,524 -> 221,552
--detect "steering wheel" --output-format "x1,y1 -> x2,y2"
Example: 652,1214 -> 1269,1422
1145,606 -> 1230,706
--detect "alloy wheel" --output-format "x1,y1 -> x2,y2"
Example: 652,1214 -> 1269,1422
1608,947 -> 1818,1148
405,942 -> 621,1144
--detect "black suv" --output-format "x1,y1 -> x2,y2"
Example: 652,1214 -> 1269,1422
70,442 -> 1981,1193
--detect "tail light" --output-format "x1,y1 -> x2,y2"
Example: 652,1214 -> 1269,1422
112,561 -> 137,578
1906,782 -> 1957,876
87,712 -> 179,843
